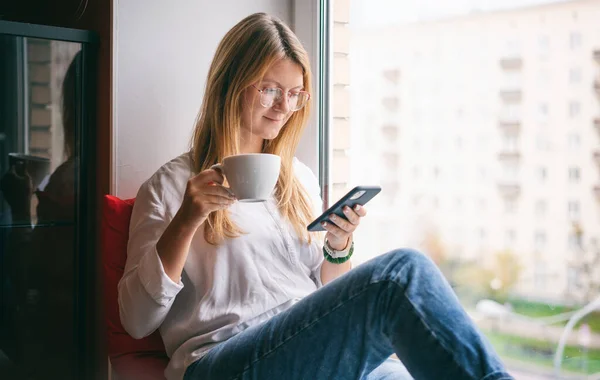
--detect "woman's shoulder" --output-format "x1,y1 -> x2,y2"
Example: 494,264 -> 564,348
138,152 -> 193,204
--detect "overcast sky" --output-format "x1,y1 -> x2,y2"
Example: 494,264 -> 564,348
350,0 -> 573,27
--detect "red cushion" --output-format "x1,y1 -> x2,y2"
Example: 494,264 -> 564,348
102,195 -> 168,379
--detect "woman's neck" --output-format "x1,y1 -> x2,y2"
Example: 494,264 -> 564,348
240,134 -> 264,154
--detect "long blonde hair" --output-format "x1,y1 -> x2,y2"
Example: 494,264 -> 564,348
191,13 -> 315,245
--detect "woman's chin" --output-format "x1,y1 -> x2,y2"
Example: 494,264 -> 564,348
260,126 -> 283,140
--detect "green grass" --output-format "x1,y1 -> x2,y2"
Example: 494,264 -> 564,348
484,330 -> 600,374
507,299 -> 600,334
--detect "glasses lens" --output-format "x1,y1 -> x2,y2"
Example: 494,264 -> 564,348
260,88 -> 281,108
290,92 -> 309,111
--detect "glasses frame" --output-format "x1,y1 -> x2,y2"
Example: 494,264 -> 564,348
251,84 -> 311,111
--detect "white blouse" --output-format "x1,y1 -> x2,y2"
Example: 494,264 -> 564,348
118,152 -> 325,380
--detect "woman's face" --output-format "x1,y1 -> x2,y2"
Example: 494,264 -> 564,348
240,59 -> 304,145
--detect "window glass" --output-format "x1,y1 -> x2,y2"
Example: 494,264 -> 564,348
326,0 -> 600,376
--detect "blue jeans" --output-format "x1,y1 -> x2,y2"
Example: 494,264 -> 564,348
184,249 -> 513,380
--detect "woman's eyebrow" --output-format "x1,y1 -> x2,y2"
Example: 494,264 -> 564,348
261,79 -> 304,90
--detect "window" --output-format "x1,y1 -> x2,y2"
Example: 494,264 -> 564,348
503,163 -> 518,180
568,167 -> 581,183
535,231 -> 547,250
535,200 -> 547,217
538,102 -> 548,120
569,101 -> 581,118
538,35 -> 550,51
569,32 -> 582,50
568,233 -> 582,250
502,135 -> 518,152
569,68 -> 581,84
567,133 -> 580,150
536,166 -> 548,182
505,229 -> 517,248
326,1 -> 600,375
568,200 -> 580,220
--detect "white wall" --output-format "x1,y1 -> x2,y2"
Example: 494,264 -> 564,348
113,0 -> 294,198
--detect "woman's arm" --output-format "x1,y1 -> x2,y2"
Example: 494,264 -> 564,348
118,168 -> 235,339
320,256 -> 353,285
319,204 -> 367,285
118,181 -> 184,339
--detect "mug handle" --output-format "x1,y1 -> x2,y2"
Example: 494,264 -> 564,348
210,163 -> 224,174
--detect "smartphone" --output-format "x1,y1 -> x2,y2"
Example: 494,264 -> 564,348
307,185 -> 382,232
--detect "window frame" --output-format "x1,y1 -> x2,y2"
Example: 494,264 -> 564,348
293,0 -> 331,207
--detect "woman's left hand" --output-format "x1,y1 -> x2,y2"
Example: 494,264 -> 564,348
322,204 -> 367,250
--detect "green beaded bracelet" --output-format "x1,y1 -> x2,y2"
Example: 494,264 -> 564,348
323,241 -> 354,264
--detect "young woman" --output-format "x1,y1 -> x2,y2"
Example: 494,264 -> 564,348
118,12 -> 513,380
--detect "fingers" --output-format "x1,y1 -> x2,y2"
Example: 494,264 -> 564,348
328,213 -> 356,233
191,168 -> 225,186
321,220 -> 348,239
322,204 -> 368,243
341,206 -> 360,225
353,204 -> 367,217
201,183 -> 236,199
200,194 -> 236,206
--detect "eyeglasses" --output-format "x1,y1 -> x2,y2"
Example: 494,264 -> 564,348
251,85 -> 310,111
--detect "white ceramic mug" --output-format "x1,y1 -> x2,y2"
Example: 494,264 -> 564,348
210,153 -> 281,202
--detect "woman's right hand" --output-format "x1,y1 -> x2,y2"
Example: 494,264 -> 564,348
176,168 -> 236,229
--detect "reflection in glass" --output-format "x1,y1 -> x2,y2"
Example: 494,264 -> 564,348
0,36 -> 81,379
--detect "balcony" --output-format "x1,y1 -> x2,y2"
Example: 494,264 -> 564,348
499,56 -> 522,69
594,49 -> 600,64
498,119 -> 521,135
498,151 -> 521,162
497,182 -> 521,199
499,89 -> 522,102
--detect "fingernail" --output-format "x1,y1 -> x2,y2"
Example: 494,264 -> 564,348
322,222 -> 327,227
330,214 -> 337,221
343,206 -> 350,213
354,205 -> 361,211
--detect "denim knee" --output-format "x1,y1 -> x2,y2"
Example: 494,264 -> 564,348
366,248 -> 440,285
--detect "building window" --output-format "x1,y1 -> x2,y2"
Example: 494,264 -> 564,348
569,101 -> 581,118
505,229 -> 517,248
568,233 -> 582,250
503,163 -> 518,180
569,67 -> 582,84
567,133 -> 581,150
535,200 -> 547,217
568,200 -> 580,220
568,167 -> 580,183
535,231 -> 547,250
503,135 -> 518,152
537,167 -> 548,182
569,32 -> 582,50
538,102 -> 549,120
538,35 -> 550,51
